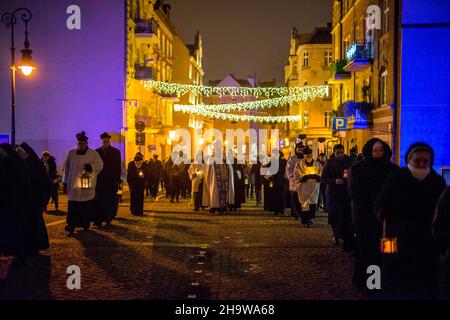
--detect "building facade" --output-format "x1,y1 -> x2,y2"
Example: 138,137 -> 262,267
330,0 -> 395,154
203,74 -> 279,159
285,24 -> 333,157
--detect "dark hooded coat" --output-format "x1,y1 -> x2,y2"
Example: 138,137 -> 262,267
348,138 -> 399,291
0,144 -> 29,256
19,143 -> 51,254
375,142 -> 446,298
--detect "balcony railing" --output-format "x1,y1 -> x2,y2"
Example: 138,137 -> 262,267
134,65 -> 153,80
342,101 -> 372,129
344,43 -> 374,72
135,19 -> 157,35
330,60 -> 351,80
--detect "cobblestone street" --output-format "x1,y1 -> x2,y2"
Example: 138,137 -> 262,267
0,194 -> 364,300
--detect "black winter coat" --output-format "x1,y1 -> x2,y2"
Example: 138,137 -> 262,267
321,155 -> 352,214
376,168 -> 446,297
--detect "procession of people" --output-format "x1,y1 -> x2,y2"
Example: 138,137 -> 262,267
1,131 -> 450,299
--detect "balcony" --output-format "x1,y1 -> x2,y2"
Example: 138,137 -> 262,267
134,20 -> 159,45
344,43 -> 373,72
342,101 -> 372,129
329,60 -> 351,82
134,65 -> 153,80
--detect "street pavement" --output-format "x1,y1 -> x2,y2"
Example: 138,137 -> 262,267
0,193 -> 365,300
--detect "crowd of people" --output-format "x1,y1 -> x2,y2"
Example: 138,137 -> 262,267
1,131 -> 450,299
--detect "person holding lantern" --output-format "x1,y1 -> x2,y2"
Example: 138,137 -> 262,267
63,131 -> 104,234
349,138 -> 398,292
127,153 -> 147,216
376,142 -> 446,299
321,144 -> 352,247
294,147 -> 323,227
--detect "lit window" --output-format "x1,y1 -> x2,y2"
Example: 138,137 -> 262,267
324,50 -> 332,66
303,51 -> 309,67
324,112 -> 330,127
303,111 -> 309,128
384,0 -> 389,33
380,70 -> 388,106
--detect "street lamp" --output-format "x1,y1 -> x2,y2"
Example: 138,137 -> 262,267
2,8 -> 34,145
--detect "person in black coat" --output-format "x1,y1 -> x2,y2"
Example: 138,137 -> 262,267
251,160 -> 262,205
432,186 -> 450,298
321,145 -> 352,245
376,142 -> 446,299
147,154 -> 163,199
349,138 -> 399,292
228,157 -> 246,211
41,151 -> 60,211
16,143 -> 51,256
94,132 -> 122,227
0,143 -> 29,258
262,152 -> 287,215
127,153 -> 147,216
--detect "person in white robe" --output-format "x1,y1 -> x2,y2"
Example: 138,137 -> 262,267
62,131 -> 103,234
295,147 -> 323,227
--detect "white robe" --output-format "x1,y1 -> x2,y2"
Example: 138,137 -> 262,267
62,148 -> 104,202
294,159 -> 323,210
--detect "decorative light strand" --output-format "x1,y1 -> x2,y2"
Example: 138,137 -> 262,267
174,104 -> 301,123
176,87 -> 328,112
143,80 -> 329,98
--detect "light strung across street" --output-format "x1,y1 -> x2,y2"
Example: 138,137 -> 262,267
181,88 -> 328,112
142,79 -> 329,98
174,104 -> 301,123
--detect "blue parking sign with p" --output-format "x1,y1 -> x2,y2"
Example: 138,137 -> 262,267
332,117 -> 347,131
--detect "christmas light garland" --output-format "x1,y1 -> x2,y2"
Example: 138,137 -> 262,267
183,88 -> 328,112
174,104 -> 301,123
143,80 -> 329,98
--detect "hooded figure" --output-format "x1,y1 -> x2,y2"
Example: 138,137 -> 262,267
16,143 -> 51,255
348,138 -> 399,292
375,142 -> 446,299
0,143 -> 29,257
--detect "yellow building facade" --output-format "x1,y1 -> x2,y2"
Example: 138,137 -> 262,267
330,0 -> 395,153
125,0 -> 204,163
285,25 -> 334,157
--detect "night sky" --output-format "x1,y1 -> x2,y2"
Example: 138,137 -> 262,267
168,0 -> 331,84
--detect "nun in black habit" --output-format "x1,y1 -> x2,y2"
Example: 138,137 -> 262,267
0,144 -> 29,257
376,142 -> 446,299
348,138 -> 399,291
15,143 -> 51,255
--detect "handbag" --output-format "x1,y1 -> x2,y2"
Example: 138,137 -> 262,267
380,219 -> 398,254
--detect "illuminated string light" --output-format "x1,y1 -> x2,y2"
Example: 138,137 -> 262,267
143,80 -> 329,99
178,88 -> 328,112
174,104 -> 301,123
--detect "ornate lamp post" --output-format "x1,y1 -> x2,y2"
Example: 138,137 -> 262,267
2,8 -> 35,145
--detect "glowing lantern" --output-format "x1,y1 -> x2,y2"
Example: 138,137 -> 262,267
380,237 -> 398,254
81,172 -> 91,189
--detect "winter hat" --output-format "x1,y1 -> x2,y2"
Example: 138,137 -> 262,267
405,142 -> 434,167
